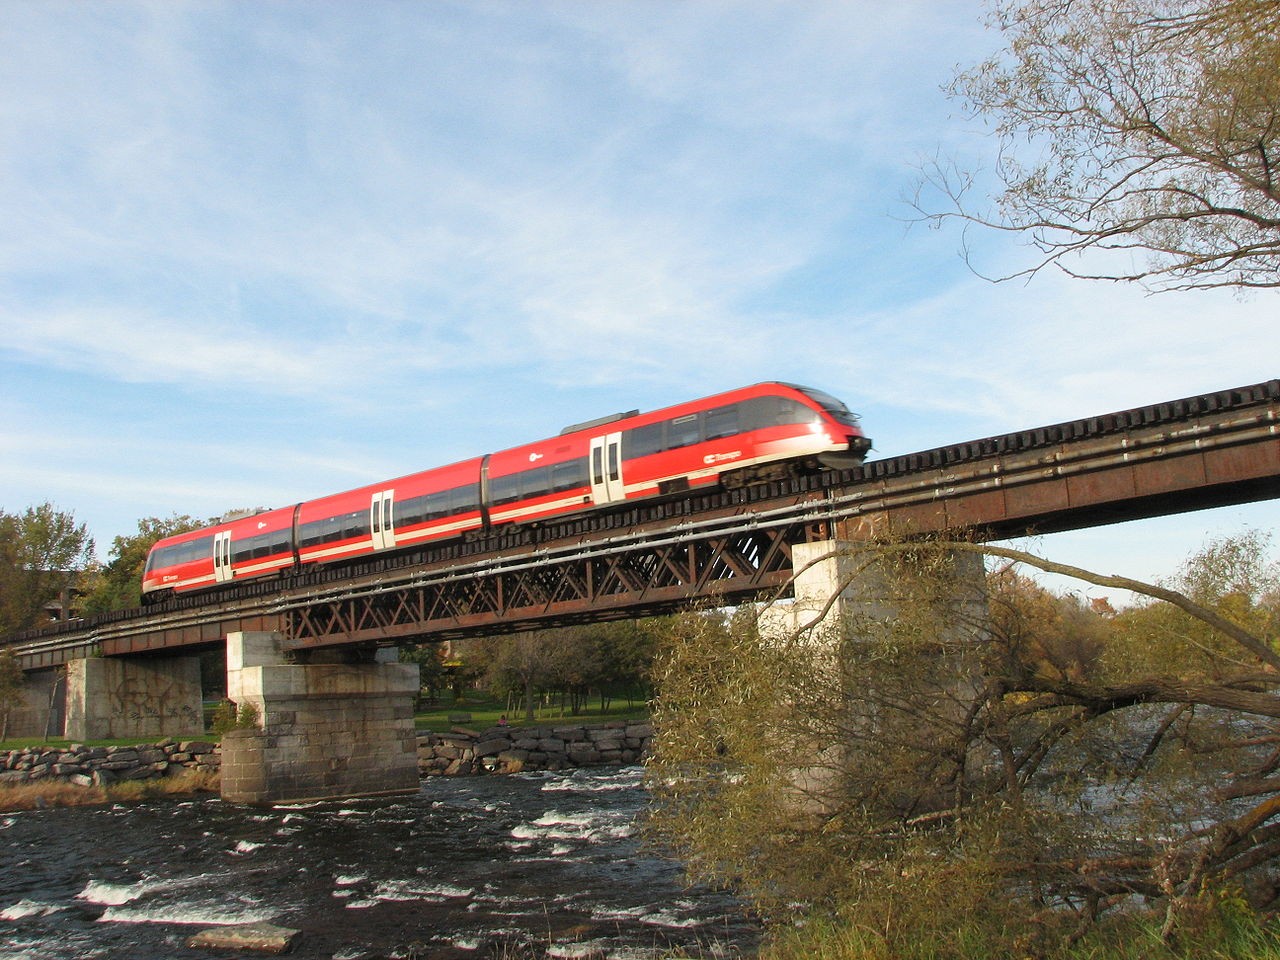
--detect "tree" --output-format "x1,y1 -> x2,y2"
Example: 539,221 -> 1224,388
543,628 -> 604,716
478,622 -> 661,720
917,0 -> 1280,292
80,514 -> 211,613
482,631 -> 559,722
588,619 -> 659,710
400,642 -> 448,704
647,533 -> 1280,952
0,503 -> 95,635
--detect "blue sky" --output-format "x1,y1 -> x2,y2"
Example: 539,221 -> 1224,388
1,1 -> 1275,600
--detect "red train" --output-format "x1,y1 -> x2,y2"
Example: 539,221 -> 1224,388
141,382 -> 871,602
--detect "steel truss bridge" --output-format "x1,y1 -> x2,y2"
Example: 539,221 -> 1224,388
9,378 -> 1279,670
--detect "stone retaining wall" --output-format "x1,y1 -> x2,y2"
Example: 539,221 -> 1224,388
0,721 -> 654,789
0,739 -> 220,787
417,720 -> 654,775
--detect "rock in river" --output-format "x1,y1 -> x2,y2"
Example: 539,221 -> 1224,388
187,920 -> 300,954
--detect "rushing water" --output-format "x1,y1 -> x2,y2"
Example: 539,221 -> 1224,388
0,767 -> 758,959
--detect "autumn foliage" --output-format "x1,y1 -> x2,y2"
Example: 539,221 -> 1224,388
647,533 -> 1280,955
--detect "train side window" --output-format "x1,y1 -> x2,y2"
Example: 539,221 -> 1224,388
749,396 -> 819,427
395,496 -> 420,527
704,405 -> 739,440
522,466 -> 551,500
346,511 -> 369,540
443,489 -> 464,517
737,397 -> 768,430
451,485 -> 480,515
623,422 -> 664,459
784,397 -> 821,425
741,396 -> 784,427
161,536 -> 209,568
245,534 -> 263,559
551,459 -> 586,492
668,413 -> 701,449
490,474 -> 521,506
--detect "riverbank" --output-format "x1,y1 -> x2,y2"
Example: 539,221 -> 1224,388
0,738 -> 221,786
0,720 -> 654,811
417,719 -> 653,775
0,769 -> 222,810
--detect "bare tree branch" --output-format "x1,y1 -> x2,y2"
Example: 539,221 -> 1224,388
912,0 -> 1280,292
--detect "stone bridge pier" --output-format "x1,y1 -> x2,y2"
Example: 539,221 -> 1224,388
219,632 -> 420,805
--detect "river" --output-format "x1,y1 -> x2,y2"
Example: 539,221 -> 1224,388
0,767 -> 759,959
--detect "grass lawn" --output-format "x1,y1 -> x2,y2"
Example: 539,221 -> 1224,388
0,696 -> 652,748
415,692 -> 649,732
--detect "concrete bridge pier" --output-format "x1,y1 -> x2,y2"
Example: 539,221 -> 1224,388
219,631 -> 420,805
65,654 -> 204,741
763,539 -> 987,638
760,540 -> 988,818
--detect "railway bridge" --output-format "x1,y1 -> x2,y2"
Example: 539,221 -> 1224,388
5,378 -> 1278,803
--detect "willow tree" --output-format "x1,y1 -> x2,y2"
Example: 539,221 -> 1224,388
919,0 -> 1280,291
647,533 -> 1280,953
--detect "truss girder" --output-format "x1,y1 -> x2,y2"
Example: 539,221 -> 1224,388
283,525 -> 801,649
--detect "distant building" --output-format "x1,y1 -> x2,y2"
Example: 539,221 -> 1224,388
39,571 -> 83,623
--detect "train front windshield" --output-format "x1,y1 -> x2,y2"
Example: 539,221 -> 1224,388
795,387 -> 861,429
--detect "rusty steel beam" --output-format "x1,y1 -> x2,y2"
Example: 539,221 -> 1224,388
97,611 -> 288,659
9,607 -> 288,672
834,401 -> 1279,541
280,525 -> 809,650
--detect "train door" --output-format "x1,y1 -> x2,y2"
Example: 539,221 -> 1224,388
371,489 -> 396,550
589,433 -> 625,505
213,531 -> 234,583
